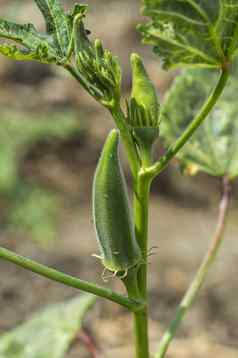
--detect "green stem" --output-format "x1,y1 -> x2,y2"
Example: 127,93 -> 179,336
135,174 -> 151,295
155,177 -> 231,358
65,64 -> 139,180
146,68 -> 230,179
64,63 -> 103,99
0,246 -> 144,312
134,309 -> 150,358
110,104 -> 139,180
132,172 -> 152,358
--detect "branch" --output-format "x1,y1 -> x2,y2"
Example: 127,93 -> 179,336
109,104 -> 139,179
146,68 -> 230,179
64,64 -> 139,179
155,176 -> 232,358
0,246 -> 144,312
64,63 -> 103,98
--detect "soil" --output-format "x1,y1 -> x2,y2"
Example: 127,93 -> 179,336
1,191 -> 238,357
0,1 -> 238,357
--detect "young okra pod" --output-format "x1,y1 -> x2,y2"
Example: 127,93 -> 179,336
93,129 -> 142,276
130,53 -> 160,128
127,53 -> 160,165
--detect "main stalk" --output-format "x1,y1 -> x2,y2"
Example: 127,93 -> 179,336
133,173 -> 152,358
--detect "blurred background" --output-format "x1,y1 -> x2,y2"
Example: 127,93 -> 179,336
0,1 -> 238,357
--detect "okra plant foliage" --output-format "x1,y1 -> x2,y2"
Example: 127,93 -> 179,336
139,0 -> 238,69
0,294 -> 96,358
161,66 -> 238,179
0,1 -> 87,63
0,1 -> 237,358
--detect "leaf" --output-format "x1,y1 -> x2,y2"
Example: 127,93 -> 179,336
34,0 -> 71,56
0,295 -> 96,358
0,20 -> 49,50
0,2 -> 89,64
139,0 -> 238,69
0,43 -> 56,63
0,18 -> 58,63
161,65 -> 238,179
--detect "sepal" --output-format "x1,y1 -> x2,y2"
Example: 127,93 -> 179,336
74,17 -> 122,108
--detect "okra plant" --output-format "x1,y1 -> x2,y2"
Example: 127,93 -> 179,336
0,1 -> 238,357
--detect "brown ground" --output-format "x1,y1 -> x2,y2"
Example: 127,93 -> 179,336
1,189 -> 238,357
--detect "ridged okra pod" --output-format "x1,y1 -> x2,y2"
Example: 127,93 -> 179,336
128,53 -> 160,165
130,53 -> 159,128
93,129 -> 141,275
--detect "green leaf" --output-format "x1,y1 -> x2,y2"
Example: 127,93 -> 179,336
0,18 -> 58,62
0,20 -> 43,48
139,0 -> 238,69
161,65 -> 238,179
0,2 -> 88,64
34,0 -> 71,56
0,294 -> 96,358
0,43 -> 56,63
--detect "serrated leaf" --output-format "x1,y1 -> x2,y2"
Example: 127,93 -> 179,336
0,44 -> 38,61
0,2 -> 88,64
34,0 -> 71,56
0,18 -> 58,62
139,0 -> 238,69
0,43 -> 56,63
0,19 -> 51,50
161,65 -> 238,179
0,294 -> 96,358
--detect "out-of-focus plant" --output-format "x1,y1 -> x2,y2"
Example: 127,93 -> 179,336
154,65 -> 238,357
161,67 -> 238,178
8,185 -> 59,245
0,294 -> 96,358
0,112 -> 80,244
0,1 -> 237,358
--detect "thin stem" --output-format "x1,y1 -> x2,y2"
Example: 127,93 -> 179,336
0,247 -> 144,312
133,310 -> 150,358
146,68 -> 230,179
132,173 -> 152,358
64,63 -> 103,99
156,176 -> 231,358
109,104 -> 139,180
134,174 -> 152,296
64,64 -> 139,180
